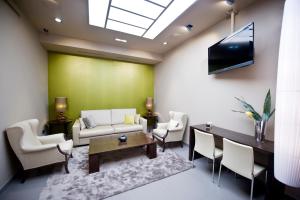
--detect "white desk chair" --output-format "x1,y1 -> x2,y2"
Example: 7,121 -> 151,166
193,129 -> 223,182
217,138 -> 266,200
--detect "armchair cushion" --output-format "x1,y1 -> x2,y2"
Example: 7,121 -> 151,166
58,140 -> 73,155
37,133 -> 65,144
153,128 -> 168,138
167,119 -> 179,129
134,114 -> 140,124
79,118 -> 86,130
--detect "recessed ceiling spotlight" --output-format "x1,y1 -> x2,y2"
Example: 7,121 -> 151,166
225,0 -> 235,6
115,38 -> 127,43
55,17 -> 62,23
163,42 -> 168,45
185,24 -> 193,32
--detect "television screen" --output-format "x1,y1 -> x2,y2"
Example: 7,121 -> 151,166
208,22 -> 254,75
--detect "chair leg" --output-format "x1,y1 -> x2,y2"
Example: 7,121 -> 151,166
217,164 -> 222,186
70,153 -> 73,158
265,170 -> 268,184
162,139 -> 166,152
64,155 -> 69,174
212,158 -> 215,183
192,150 -> 195,167
21,169 -> 27,183
250,177 -> 254,200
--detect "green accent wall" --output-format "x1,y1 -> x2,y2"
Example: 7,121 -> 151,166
48,52 -> 154,120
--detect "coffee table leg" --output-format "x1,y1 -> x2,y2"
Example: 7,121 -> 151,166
89,154 -> 100,174
146,143 -> 157,159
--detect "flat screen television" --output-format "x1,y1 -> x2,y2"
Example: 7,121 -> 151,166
208,22 -> 254,75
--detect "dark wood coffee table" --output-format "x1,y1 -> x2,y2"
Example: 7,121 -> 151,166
88,132 -> 157,174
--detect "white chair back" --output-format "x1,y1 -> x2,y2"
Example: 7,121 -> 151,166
222,138 -> 254,179
194,130 -> 215,159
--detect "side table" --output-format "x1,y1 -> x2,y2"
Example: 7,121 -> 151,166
142,115 -> 158,133
47,119 -> 72,139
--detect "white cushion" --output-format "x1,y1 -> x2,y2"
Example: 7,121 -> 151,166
168,119 -> 179,129
170,111 -> 184,127
111,109 -> 136,125
112,124 -> 143,133
134,114 -> 140,124
79,118 -> 86,130
79,126 -> 114,138
81,110 -> 111,126
153,128 -> 168,138
58,140 -> 73,155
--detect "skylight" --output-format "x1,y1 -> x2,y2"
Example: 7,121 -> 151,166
88,0 -> 197,39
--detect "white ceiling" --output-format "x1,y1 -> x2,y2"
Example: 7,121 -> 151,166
15,0 -> 257,62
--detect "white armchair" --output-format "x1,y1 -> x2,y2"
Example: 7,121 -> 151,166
6,119 -> 73,179
152,111 -> 188,152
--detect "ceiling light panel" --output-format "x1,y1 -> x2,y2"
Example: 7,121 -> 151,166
144,0 -> 197,39
109,7 -> 153,29
88,0 -> 197,39
88,0 -> 109,28
111,0 -> 164,19
147,0 -> 173,7
106,20 -> 146,36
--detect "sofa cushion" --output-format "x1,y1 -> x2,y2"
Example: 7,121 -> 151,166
124,114 -> 135,125
79,125 -> 114,138
111,109 -> 136,124
81,110 -> 111,126
82,117 -> 96,129
112,124 -> 143,133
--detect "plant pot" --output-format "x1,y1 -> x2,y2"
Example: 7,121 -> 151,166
255,120 -> 267,142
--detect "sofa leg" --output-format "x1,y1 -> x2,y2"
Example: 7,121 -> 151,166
180,141 -> 183,148
70,153 -> 73,158
163,139 -> 166,152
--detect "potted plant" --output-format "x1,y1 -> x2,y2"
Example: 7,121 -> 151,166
233,89 -> 275,142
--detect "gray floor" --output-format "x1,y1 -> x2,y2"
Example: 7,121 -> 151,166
0,145 -> 266,200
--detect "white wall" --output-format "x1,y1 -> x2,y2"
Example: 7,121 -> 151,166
0,1 -> 48,189
155,0 -> 284,144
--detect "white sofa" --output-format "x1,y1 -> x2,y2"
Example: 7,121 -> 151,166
72,108 -> 147,146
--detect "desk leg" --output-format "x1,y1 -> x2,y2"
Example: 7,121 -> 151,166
146,143 -> 157,159
89,154 -> 100,174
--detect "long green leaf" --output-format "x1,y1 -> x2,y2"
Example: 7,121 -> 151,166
263,89 -> 271,116
235,97 -> 262,121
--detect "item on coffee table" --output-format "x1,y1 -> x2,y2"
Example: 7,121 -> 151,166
118,135 -> 127,143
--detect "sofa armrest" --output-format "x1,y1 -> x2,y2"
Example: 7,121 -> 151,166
139,117 -> 147,133
37,133 -> 65,144
72,119 -> 80,146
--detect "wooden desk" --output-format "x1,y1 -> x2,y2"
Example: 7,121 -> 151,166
189,124 -> 284,200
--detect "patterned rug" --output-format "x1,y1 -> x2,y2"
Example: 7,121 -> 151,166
39,146 -> 193,200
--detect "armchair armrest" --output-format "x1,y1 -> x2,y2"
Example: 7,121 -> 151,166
21,143 -> 57,153
139,117 -> 147,133
37,133 -> 65,144
157,123 -> 168,129
72,119 -> 81,146
168,126 -> 183,132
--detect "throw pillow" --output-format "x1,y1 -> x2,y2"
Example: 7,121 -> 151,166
134,114 -> 140,124
82,116 -> 97,129
168,119 -> 179,130
124,114 -> 135,125
79,118 -> 86,130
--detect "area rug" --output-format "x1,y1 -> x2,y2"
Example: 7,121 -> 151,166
39,146 -> 193,200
